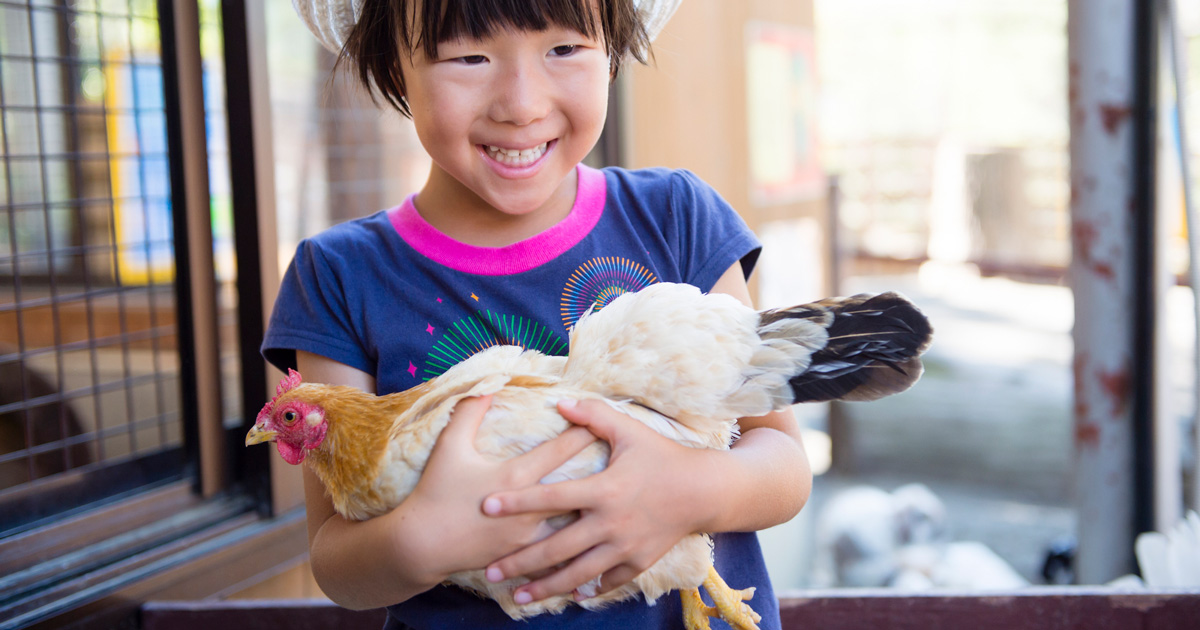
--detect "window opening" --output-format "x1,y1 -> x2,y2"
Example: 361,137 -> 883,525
0,0 -> 186,534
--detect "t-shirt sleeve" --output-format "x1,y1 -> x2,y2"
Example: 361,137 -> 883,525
261,239 -> 375,375
667,169 -> 762,290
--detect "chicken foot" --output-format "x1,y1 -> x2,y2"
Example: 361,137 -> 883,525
680,566 -> 762,630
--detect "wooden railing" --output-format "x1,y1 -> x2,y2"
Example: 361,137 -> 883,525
142,589 -> 1200,629
776,588 -> 1200,629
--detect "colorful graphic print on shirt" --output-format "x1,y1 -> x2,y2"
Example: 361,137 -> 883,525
416,256 -> 659,381
560,256 -> 659,330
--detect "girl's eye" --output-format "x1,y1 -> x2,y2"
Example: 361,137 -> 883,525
550,45 -> 578,57
457,55 -> 487,65
283,411 -> 297,424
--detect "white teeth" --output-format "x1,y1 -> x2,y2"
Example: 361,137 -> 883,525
485,142 -> 548,167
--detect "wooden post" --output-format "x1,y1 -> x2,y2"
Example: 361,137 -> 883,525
161,0 -> 224,497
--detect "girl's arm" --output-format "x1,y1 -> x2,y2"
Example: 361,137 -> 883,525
295,351 -> 596,610
479,262 -> 813,603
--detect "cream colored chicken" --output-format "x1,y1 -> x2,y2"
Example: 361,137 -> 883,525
246,282 -> 932,630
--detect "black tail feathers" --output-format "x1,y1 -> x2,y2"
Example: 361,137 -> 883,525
759,292 -> 933,404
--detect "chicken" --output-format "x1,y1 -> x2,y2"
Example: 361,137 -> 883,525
246,282 -> 933,630
1138,511 -> 1200,587
814,483 -> 1027,590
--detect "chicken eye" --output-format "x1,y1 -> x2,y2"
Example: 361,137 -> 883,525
283,411 -> 298,424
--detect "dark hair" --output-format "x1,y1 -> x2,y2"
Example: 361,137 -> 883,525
339,0 -> 651,117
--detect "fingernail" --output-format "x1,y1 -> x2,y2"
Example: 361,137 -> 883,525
514,590 -> 533,604
559,398 -> 578,409
482,497 -> 502,515
486,566 -> 504,582
573,589 -> 589,602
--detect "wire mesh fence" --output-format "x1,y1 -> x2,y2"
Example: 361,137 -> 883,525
0,0 -> 200,529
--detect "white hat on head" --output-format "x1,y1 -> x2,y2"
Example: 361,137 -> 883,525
636,0 -> 681,44
291,0 -> 683,54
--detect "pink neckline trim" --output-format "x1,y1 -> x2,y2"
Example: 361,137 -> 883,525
388,165 -> 607,276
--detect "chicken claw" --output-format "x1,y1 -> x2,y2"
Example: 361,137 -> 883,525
681,567 -> 762,630
681,587 -> 718,630
706,566 -> 761,630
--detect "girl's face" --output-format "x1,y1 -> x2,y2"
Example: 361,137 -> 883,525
403,24 -> 610,225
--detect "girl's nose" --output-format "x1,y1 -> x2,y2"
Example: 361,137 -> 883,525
489,63 -> 552,126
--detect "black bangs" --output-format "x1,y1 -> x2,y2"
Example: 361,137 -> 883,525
341,0 -> 650,117
411,0 -> 602,59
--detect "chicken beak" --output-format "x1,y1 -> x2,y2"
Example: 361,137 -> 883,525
245,424 -> 278,446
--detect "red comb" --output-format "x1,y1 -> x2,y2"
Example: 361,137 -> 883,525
277,368 -> 303,396
258,368 -> 303,423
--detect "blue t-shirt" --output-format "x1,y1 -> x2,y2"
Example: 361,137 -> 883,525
262,165 -> 779,630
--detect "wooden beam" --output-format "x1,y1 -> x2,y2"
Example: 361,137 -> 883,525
142,599 -> 381,630
778,590 -> 1200,630
138,591 -> 1200,630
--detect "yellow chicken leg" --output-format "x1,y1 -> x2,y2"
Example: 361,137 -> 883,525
681,587 -> 718,630
705,566 -> 762,630
680,567 -> 762,630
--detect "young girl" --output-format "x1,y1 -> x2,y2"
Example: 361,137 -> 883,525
264,1 -> 812,628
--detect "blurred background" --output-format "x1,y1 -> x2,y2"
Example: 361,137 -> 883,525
2,0 -> 1199,627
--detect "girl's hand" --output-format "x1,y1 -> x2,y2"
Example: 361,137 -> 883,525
401,395 -> 598,582
479,398 -> 720,604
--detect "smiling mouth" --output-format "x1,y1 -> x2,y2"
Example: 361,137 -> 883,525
483,142 -> 550,167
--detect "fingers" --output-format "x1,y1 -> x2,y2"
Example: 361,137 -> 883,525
480,428 -> 597,517
500,541 -> 620,604
597,564 -> 642,595
436,394 -> 493,452
483,475 -> 590,516
511,425 -> 597,482
556,398 -> 643,444
486,516 -> 601,585
505,546 -> 651,604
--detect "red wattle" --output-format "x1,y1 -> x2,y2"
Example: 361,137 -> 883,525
275,441 -> 306,465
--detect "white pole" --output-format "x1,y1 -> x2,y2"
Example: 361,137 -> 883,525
1068,0 -> 1139,583
1163,0 -> 1200,517
1155,0 -> 1184,530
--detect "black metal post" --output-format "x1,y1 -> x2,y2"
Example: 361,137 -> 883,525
220,0 -> 273,514
1132,0 -> 1159,542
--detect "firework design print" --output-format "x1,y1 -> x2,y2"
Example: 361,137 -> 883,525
420,310 -> 569,381
560,257 -> 659,330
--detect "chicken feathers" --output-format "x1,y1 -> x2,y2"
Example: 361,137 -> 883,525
246,282 -> 933,627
